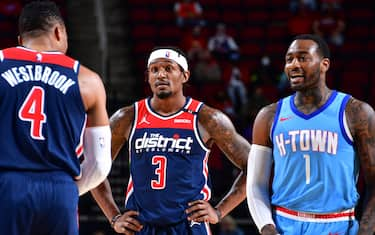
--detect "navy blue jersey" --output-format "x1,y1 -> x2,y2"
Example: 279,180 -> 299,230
126,97 -> 211,226
0,47 -> 86,178
271,91 -> 359,213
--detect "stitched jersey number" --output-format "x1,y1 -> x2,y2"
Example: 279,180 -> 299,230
18,86 -> 46,140
304,154 -> 311,184
151,155 -> 167,189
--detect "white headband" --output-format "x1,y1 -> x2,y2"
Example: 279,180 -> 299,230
147,49 -> 188,71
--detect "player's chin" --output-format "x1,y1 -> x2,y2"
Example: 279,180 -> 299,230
290,84 -> 305,92
156,91 -> 172,99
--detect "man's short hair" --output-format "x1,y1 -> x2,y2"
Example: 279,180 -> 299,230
293,34 -> 331,59
18,1 -> 64,38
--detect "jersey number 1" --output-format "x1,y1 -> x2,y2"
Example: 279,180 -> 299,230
151,156 -> 167,189
304,154 -> 311,184
18,86 -> 46,140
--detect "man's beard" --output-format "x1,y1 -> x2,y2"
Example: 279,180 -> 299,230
156,91 -> 172,99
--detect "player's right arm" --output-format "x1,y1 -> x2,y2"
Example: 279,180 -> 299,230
75,65 -> 111,196
246,103 -> 280,235
90,105 -> 143,234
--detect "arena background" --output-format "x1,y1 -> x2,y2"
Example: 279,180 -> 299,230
0,0 -> 373,234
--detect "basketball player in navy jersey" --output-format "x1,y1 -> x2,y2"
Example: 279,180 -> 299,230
91,46 -> 250,234
246,34 -> 375,235
0,1 -> 112,235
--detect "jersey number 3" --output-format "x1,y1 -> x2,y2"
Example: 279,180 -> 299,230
151,156 -> 167,189
18,86 -> 47,140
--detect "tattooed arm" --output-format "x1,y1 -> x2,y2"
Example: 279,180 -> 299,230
346,98 -> 375,235
186,104 -> 251,224
90,106 -> 143,234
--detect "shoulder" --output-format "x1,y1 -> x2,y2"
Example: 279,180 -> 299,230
345,97 -> 375,131
252,102 -> 279,146
77,64 -> 106,112
256,102 -> 279,123
110,104 -> 135,138
110,104 -> 135,127
198,104 -> 234,130
78,65 -> 103,86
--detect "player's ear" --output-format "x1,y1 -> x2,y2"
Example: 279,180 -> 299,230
321,58 -> 330,73
182,70 -> 190,84
17,35 -> 22,46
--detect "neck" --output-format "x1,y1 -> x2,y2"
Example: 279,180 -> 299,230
21,36 -> 61,53
150,95 -> 187,116
294,86 -> 332,113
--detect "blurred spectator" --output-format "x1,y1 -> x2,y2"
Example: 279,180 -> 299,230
227,66 -> 247,114
321,0 -> 342,10
208,23 -> 240,62
289,0 -> 317,13
312,2 -> 345,47
248,55 -> 279,103
218,215 -> 245,235
174,0 -> 204,28
239,86 -> 270,141
181,25 -> 207,64
212,91 -> 235,119
249,55 -> 276,88
192,50 -> 222,85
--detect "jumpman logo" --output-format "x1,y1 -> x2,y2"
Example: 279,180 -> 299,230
139,115 -> 150,125
190,220 -> 201,227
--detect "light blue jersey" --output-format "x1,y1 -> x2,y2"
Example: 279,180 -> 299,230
271,91 -> 359,213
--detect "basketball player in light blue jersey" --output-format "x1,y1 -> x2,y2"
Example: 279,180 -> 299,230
246,34 -> 375,235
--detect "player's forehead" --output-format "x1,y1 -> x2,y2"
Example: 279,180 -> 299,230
286,39 -> 319,56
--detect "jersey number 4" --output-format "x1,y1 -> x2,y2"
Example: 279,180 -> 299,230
18,86 -> 47,140
151,156 -> 167,189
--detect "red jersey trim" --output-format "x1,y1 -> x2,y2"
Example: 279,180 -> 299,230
2,47 -> 77,70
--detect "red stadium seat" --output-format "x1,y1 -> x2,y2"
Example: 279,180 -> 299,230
221,11 -> 246,25
340,71 -> 369,100
131,25 -> 157,39
247,11 -> 270,24
241,42 -> 263,59
129,8 -> 153,23
239,26 -> 265,42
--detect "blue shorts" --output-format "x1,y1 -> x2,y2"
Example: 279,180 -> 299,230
137,220 -> 211,235
273,207 -> 359,235
0,171 -> 79,235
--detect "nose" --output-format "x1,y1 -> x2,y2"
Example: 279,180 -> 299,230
156,68 -> 167,78
289,58 -> 301,68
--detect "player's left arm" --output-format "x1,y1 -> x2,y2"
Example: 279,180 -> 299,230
186,105 -> 250,224
346,98 -> 375,235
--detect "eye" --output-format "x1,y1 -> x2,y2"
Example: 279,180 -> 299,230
150,67 -> 158,73
165,65 -> 172,72
285,57 -> 293,63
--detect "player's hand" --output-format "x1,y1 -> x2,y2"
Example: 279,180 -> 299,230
261,224 -> 279,235
185,200 -> 220,224
112,210 -> 143,235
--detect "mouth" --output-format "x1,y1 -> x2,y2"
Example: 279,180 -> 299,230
155,81 -> 169,87
289,74 -> 304,84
